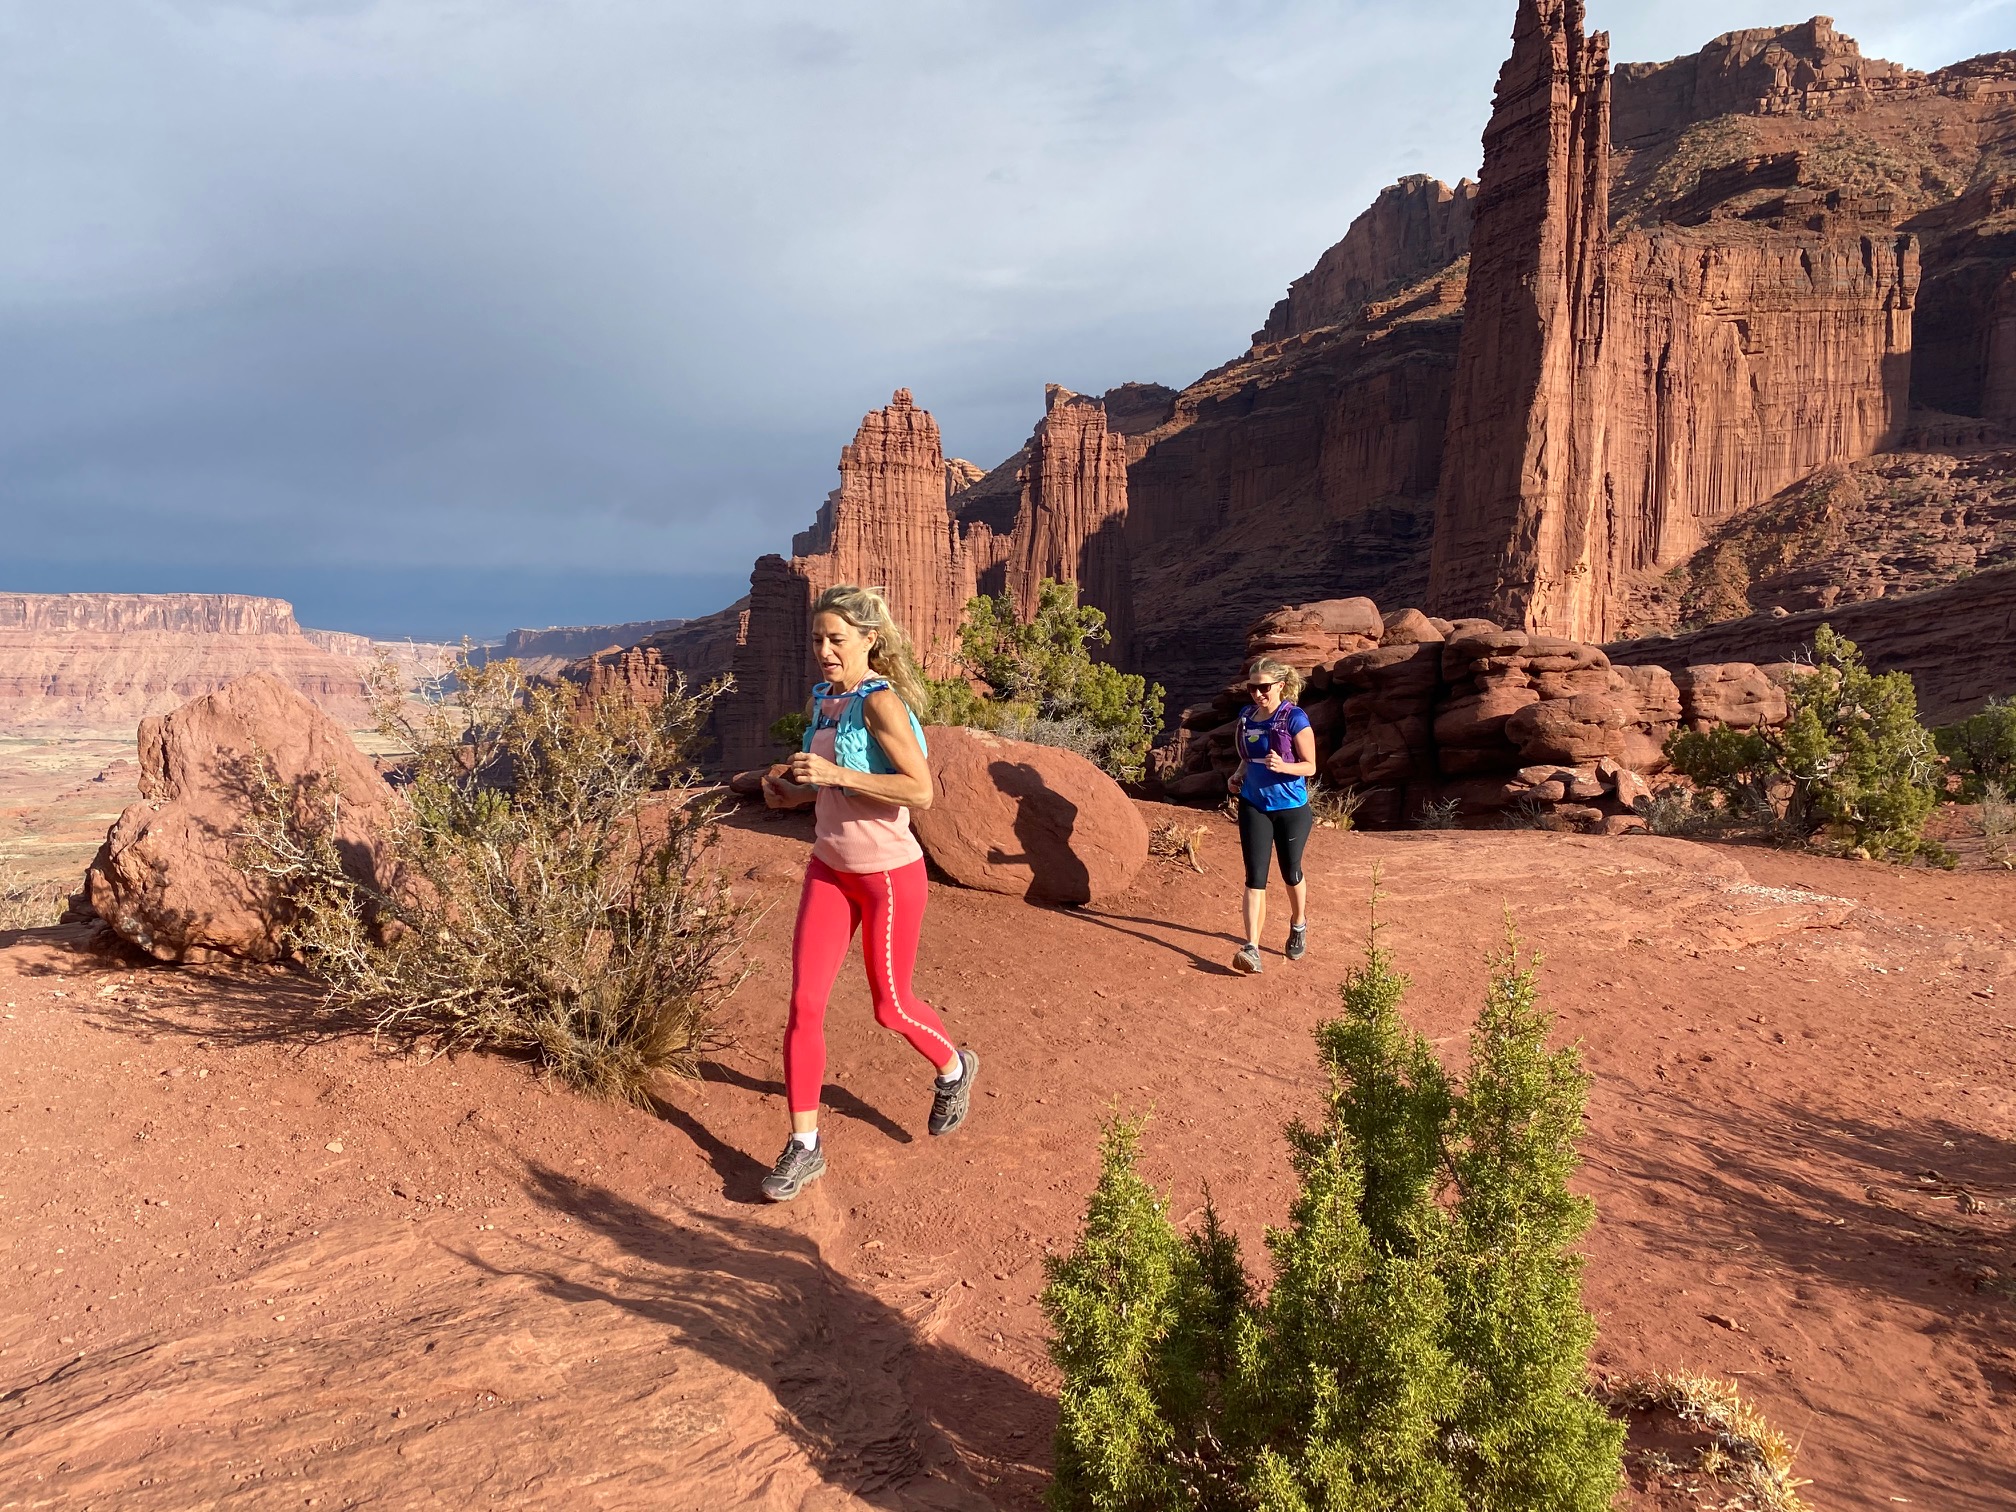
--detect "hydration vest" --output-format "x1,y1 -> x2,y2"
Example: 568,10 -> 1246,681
1239,702 -> 1300,763
802,677 -> 929,775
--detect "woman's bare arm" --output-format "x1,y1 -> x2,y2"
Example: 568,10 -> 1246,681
786,689 -> 934,808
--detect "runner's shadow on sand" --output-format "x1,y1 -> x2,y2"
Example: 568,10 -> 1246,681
699,1060 -> 914,1144
1050,907 -> 1243,976
650,1064 -> 914,1206
488,1166 -> 1050,1509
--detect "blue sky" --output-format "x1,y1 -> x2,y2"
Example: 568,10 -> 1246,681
2,0 -> 2009,639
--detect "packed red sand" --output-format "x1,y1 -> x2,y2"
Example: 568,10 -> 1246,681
2,803 -> 2012,1509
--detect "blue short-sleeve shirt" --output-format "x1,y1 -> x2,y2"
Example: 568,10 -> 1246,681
1239,703 -> 1313,811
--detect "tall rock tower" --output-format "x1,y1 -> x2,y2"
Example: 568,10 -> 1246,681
1428,0 -> 1613,637
1008,385 -> 1134,660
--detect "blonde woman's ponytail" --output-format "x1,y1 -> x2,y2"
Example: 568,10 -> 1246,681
1246,656 -> 1305,703
810,584 -> 931,713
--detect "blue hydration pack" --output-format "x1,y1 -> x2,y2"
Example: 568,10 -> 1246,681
802,677 -> 929,775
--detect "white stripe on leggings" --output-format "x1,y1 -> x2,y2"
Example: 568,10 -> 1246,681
881,869 -> 956,1062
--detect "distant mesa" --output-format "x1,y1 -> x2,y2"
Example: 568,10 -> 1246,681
0,593 -> 458,737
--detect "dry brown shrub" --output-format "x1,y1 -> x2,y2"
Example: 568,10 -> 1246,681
1307,779 -> 1366,831
242,658 -> 755,1105
0,860 -> 61,931
1601,1372 -> 1811,1512
1147,817 -> 1206,873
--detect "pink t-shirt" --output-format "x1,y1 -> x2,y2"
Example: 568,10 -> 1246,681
810,699 -> 924,874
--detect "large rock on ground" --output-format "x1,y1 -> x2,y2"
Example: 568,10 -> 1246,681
84,672 -> 395,962
911,727 -> 1146,905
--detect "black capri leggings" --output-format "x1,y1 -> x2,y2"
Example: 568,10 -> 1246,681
1238,799 -> 1315,890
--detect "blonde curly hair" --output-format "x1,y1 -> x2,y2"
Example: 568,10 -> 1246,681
810,584 -> 930,713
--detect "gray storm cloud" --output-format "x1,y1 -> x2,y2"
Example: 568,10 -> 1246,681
0,0 -> 2007,634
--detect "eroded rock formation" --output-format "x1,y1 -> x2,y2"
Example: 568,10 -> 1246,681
81,673 -> 396,962
1255,175 -> 1477,342
0,594 -> 456,734
1159,594 -> 1803,831
703,387 -> 1137,769
1429,0 -> 1923,642
1006,386 -> 1133,657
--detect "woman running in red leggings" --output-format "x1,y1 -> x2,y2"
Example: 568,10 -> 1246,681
757,584 -> 977,1201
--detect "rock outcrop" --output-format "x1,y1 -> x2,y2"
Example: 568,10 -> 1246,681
1608,562 -> 2016,725
0,594 -> 456,735
909,727 -> 1146,905
1428,0 -> 1921,643
707,388 -> 1138,769
81,673 -> 395,962
1160,595 -> 1802,830
489,620 -> 688,680
1006,386 -> 1133,657
1255,175 -> 1477,342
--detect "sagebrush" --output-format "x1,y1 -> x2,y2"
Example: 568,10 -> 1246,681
927,579 -> 1165,783
0,860 -> 61,931
242,658 -> 754,1105
1043,902 -> 1623,1511
1665,624 -> 1944,862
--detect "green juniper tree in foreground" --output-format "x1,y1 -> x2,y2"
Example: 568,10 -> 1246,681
1043,902 -> 1623,1511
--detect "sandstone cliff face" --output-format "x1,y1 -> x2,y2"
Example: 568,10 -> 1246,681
1618,447 -> 2016,634
1255,176 -> 1477,342
1429,0 -> 1923,644
1611,17 -> 1922,146
1007,386 -> 1132,656
1428,0 -> 1613,640
0,593 -> 454,735
1125,262 -> 1466,711
707,387 -> 1142,769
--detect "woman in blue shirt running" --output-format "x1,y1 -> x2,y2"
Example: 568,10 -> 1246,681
1226,656 -> 1318,974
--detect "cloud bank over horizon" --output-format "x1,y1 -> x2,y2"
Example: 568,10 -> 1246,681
2,0 -> 2009,638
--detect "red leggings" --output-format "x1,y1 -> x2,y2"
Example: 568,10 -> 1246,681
785,856 -> 956,1114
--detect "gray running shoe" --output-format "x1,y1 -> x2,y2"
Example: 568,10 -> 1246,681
1232,943 -> 1263,974
929,1049 -> 980,1136
1285,924 -> 1308,962
761,1137 -> 826,1202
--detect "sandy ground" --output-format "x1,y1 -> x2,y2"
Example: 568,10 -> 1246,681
1,802 -> 2012,1509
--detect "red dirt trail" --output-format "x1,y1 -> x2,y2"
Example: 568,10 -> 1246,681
2,803 -> 2012,1509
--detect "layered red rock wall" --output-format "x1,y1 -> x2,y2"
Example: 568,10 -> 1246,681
1255,175 -> 1477,342
1429,0 -> 1920,643
1008,386 -> 1133,657
0,594 -> 455,735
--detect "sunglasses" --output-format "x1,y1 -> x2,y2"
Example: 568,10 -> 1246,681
1247,682 -> 1280,695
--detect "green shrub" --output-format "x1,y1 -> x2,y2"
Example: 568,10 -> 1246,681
242,658 -> 754,1105
1043,906 -> 1623,1511
929,579 -> 1165,783
1665,625 -> 1944,862
768,710 -> 811,751
1935,697 -> 2016,799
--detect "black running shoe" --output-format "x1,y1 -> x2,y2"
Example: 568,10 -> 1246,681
929,1050 -> 979,1137
1232,943 -> 1263,974
1286,923 -> 1308,962
761,1137 -> 826,1202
